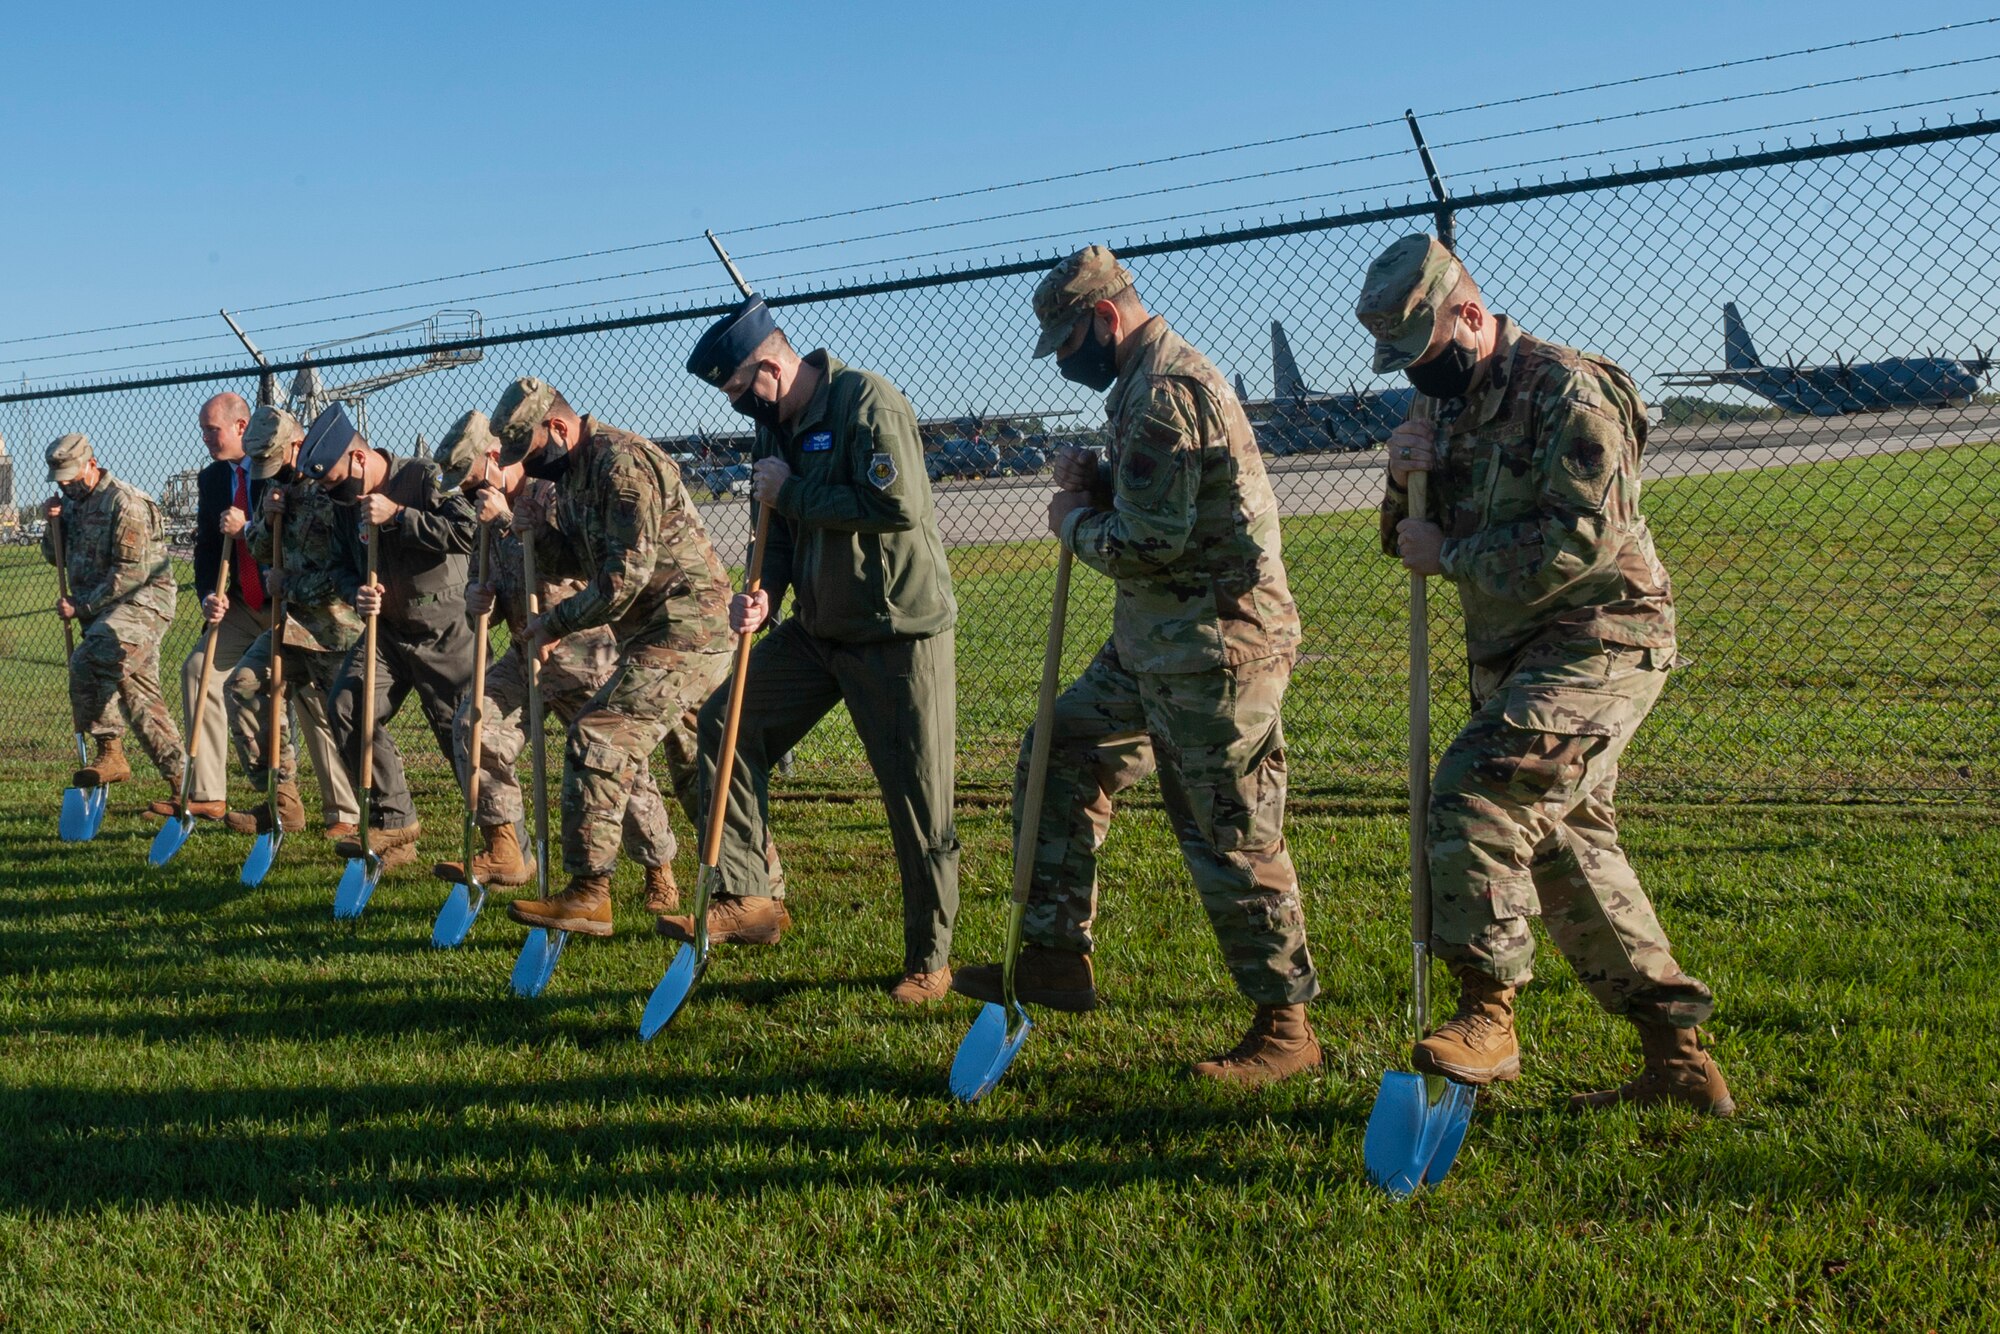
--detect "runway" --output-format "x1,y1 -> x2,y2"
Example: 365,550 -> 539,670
692,403 -> 2000,553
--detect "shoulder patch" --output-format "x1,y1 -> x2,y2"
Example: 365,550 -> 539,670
802,431 -> 834,453
867,452 -> 898,490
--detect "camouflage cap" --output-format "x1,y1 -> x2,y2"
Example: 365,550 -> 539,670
1030,245 -> 1134,359
491,377 -> 559,466
244,406 -> 305,481
1355,234 -> 1466,373
434,410 -> 498,491
45,432 -> 93,483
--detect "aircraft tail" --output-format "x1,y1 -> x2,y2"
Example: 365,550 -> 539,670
1723,302 -> 1761,370
1234,371 -> 1250,403
1272,320 -> 1308,399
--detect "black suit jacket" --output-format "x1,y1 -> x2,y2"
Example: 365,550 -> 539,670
193,457 -> 267,599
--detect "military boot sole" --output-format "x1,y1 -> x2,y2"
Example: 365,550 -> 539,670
1413,1044 -> 1522,1085
505,902 -> 614,938
948,964 -> 1099,1013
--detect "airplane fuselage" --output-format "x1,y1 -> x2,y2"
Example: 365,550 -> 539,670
1740,359 -> 1982,416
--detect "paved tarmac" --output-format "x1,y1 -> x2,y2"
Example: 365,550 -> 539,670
692,404 -> 2000,553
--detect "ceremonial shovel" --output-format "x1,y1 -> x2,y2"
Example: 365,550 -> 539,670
241,509 -> 287,886
1363,466 -> 1476,1195
52,516 -> 107,842
509,530 -> 565,996
333,521 -> 383,918
151,561 -> 231,867
639,504 -> 771,1038
433,521 -> 493,948
949,545 -> 1071,1102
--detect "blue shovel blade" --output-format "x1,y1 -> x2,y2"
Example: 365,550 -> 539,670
638,945 -> 704,1039
949,1002 -> 1033,1103
332,855 -> 380,919
85,788 -> 108,839
510,928 -> 566,997
148,814 -> 195,868
240,831 -> 278,887
1423,1080 -> 1479,1186
59,787 -> 93,842
430,882 -> 485,949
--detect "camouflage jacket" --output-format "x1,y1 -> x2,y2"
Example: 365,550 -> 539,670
1380,317 -> 1676,668
1061,317 -> 1302,673
475,491 -> 618,688
247,481 -> 364,655
532,418 -> 732,655
41,470 -> 177,638
755,351 -> 956,645
327,452 -> 477,632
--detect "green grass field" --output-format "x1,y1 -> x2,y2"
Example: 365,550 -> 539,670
0,446 -> 1996,1328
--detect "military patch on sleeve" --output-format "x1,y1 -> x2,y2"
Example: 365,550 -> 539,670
867,452 -> 898,490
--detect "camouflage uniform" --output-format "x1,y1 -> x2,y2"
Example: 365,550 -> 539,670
515,416 -> 734,878
1378,312 -> 1713,1026
41,465 -> 186,780
454,498 -> 713,869
1034,300 -> 1316,1007
225,479 -> 365,802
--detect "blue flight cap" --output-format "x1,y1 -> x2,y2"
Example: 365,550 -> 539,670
685,297 -> 778,387
299,403 -> 360,482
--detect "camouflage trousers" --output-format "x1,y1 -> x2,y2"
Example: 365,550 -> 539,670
1429,639 -> 1714,1026
70,616 -> 184,781
561,644 -> 732,878
455,645 -> 693,870
224,634 -> 358,825
1018,640 -> 1316,1007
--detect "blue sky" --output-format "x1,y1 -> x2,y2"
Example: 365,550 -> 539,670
3,0 -> 1997,389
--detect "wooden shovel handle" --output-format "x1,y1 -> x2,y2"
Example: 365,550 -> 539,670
1010,546 -> 1072,907
701,503 -> 773,869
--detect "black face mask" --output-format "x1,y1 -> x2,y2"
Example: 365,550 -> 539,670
1056,321 -> 1120,392
1405,326 -> 1480,400
272,462 -> 299,486
323,474 -> 365,505
730,377 -> 785,432
522,441 -> 571,482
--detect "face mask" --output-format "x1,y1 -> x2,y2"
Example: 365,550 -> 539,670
272,462 -> 299,485
522,441 -> 571,482
1056,320 -> 1119,392
323,473 -> 365,505
730,370 -> 785,431
60,477 -> 92,502
1405,318 -> 1480,399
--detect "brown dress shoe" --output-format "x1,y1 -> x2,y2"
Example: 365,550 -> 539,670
74,736 -> 132,787
432,823 -> 536,887
950,944 -> 1098,1012
1192,1004 -> 1323,1086
223,783 -> 307,835
148,798 -> 227,821
641,864 -> 679,916
323,822 -> 359,840
1412,964 -> 1521,1085
507,874 -> 614,938
888,968 -> 953,1004
1569,1020 -> 1736,1117
334,822 -> 422,859
654,894 -> 791,945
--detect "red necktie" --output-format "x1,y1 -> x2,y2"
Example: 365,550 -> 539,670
233,465 -> 266,612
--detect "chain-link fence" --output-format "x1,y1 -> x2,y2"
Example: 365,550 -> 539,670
3,120 -> 1995,803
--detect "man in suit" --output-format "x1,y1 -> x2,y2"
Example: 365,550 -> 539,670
155,391 -> 272,820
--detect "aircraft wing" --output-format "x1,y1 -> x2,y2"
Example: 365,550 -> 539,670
1657,369 -> 1766,386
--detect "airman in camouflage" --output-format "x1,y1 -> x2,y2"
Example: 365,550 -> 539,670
952,246 -> 1321,1085
429,412 -> 710,918
1362,233 -> 1731,1115
39,433 -> 186,805
488,380 -> 734,938
222,407 -> 363,836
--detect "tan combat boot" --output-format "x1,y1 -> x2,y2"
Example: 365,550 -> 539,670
223,782 -> 307,835
655,894 -> 791,945
1412,965 -> 1521,1084
1192,1003 -> 1323,1086
641,864 -> 679,916
508,874 -> 615,937
145,773 -> 226,819
1569,1019 -> 1736,1117
431,823 -> 537,887
73,735 -> 131,787
949,944 -> 1098,1012
888,968 -> 953,1005
334,821 -> 422,860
